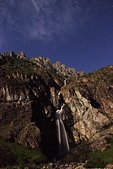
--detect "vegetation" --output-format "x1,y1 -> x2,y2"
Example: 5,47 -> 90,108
85,136 -> 113,168
85,65 -> 113,82
0,138 -> 47,168
1,58 -> 35,76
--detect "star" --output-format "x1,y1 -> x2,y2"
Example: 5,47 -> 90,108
74,1 -> 78,5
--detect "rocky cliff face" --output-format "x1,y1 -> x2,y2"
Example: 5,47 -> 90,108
0,52 -> 62,157
1,52 -> 113,167
61,66 -> 113,150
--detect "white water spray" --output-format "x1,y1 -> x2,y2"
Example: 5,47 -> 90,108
56,104 -> 70,156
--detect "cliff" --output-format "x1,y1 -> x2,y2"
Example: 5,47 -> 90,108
0,52 -> 113,168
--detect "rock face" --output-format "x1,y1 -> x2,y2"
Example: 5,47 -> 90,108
1,52 -> 113,166
61,66 -> 113,150
53,61 -> 77,78
0,52 -> 64,156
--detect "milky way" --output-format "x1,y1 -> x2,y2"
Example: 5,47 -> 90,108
0,0 -> 100,43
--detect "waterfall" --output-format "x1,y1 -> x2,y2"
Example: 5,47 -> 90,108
56,104 -> 70,156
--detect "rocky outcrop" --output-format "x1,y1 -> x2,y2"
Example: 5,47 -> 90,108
0,52 -> 63,157
17,122 -> 41,148
53,61 -> 77,78
61,66 -> 113,150
1,52 -> 113,167
31,57 -> 64,86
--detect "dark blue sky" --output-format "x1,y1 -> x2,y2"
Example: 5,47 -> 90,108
0,0 -> 113,72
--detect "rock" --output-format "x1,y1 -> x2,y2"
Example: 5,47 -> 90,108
61,66 -> 113,150
1,52 -> 113,167
17,52 -> 26,59
53,61 -> 77,79
17,122 -> 41,148
0,53 -> 65,163
106,164 -> 113,168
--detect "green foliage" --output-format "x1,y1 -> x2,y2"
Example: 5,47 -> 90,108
0,138 -> 47,168
85,137 -> 113,168
88,66 -> 113,82
1,58 -> 35,76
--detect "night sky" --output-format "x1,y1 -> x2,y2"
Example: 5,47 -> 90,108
0,0 -> 113,72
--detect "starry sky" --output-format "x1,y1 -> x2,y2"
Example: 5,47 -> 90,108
0,0 -> 113,72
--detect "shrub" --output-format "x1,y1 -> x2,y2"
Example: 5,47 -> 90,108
85,137 -> 113,168
0,138 -> 46,168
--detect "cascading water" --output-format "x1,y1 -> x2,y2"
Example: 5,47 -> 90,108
55,104 -> 70,156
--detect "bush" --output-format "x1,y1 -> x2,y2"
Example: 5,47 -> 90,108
85,137 -> 113,168
0,138 -> 46,168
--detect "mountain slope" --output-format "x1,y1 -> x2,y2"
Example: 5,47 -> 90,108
0,52 -> 113,168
